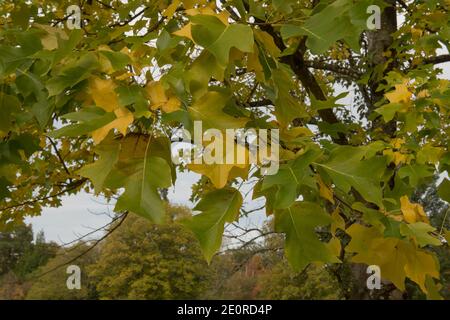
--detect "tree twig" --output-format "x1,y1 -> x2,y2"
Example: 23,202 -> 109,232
31,212 -> 128,280
0,178 -> 87,211
46,136 -> 71,176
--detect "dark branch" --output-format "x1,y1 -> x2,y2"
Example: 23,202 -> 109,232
245,99 -> 273,108
424,54 -> 450,65
32,212 -> 128,280
0,178 -> 87,211
304,60 -> 362,79
46,136 -> 71,176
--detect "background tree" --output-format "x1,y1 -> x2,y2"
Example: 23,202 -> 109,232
0,225 -> 57,299
88,205 -> 211,299
0,225 -> 33,276
257,261 -> 341,300
26,244 -> 98,300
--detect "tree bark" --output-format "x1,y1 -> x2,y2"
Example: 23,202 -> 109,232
367,0 -> 398,136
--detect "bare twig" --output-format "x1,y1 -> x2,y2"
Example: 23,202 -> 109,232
32,212 -> 128,280
0,178 -> 87,211
46,136 -> 71,176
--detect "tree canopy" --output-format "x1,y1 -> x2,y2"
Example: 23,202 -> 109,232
0,0 -> 449,299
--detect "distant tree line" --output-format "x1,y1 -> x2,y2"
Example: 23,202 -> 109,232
0,198 -> 448,300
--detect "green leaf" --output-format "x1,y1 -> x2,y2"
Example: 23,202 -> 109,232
77,139 -> 120,193
0,177 -> 11,200
275,201 -> 340,271
398,164 -> 434,187
116,85 -> 151,118
262,148 -> 322,209
280,0 -> 383,54
162,109 -> 193,132
272,0 -> 296,14
437,178 -> 450,203
115,151 -> 172,224
425,275 -> 443,300
375,103 -> 404,122
0,93 -> 21,132
53,29 -> 83,64
182,188 -> 243,262
46,52 -> 98,96
48,108 -> 116,139
272,68 -> 308,125
189,90 -> 248,130
190,15 -> 254,66
400,222 -> 442,247
315,146 -> 386,208
280,0 -> 353,54
99,50 -> 131,71
310,92 -> 348,111
185,51 -> 224,99
352,202 -> 385,230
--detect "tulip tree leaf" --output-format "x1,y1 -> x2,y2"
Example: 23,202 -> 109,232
182,188 -> 243,262
189,15 -> 254,66
275,201 -> 340,271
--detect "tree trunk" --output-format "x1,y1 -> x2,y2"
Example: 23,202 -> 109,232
346,1 -> 400,300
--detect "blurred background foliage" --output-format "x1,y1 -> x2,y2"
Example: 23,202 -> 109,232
0,200 -> 447,300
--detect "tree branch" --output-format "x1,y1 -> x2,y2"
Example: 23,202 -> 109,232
303,60 -> 362,79
46,136 -> 71,176
0,178 -> 87,211
424,54 -> 450,65
257,22 -> 348,144
32,212 -> 128,280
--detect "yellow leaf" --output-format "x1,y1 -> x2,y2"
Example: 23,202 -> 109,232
188,162 -> 247,189
173,8 -> 230,40
173,23 -> 193,40
383,149 -> 407,166
417,89 -> 429,98
247,45 -> 264,82
183,0 -> 197,9
411,28 -> 423,40
385,80 -> 412,104
113,107 -> 133,136
145,81 -> 181,113
88,77 -> 133,144
146,81 -> 166,106
346,224 -> 440,292
35,23 -> 68,50
254,29 -> 280,58
115,72 -> 133,81
163,0 -> 180,18
89,77 -> 119,112
185,7 -> 229,25
400,196 -> 429,224
188,134 -> 249,189
317,175 -> 335,204
331,208 -> 345,235
392,138 -> 405,149
402,243 -> 440,293
92,107 -> 133,144
326,237 -> 342,258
